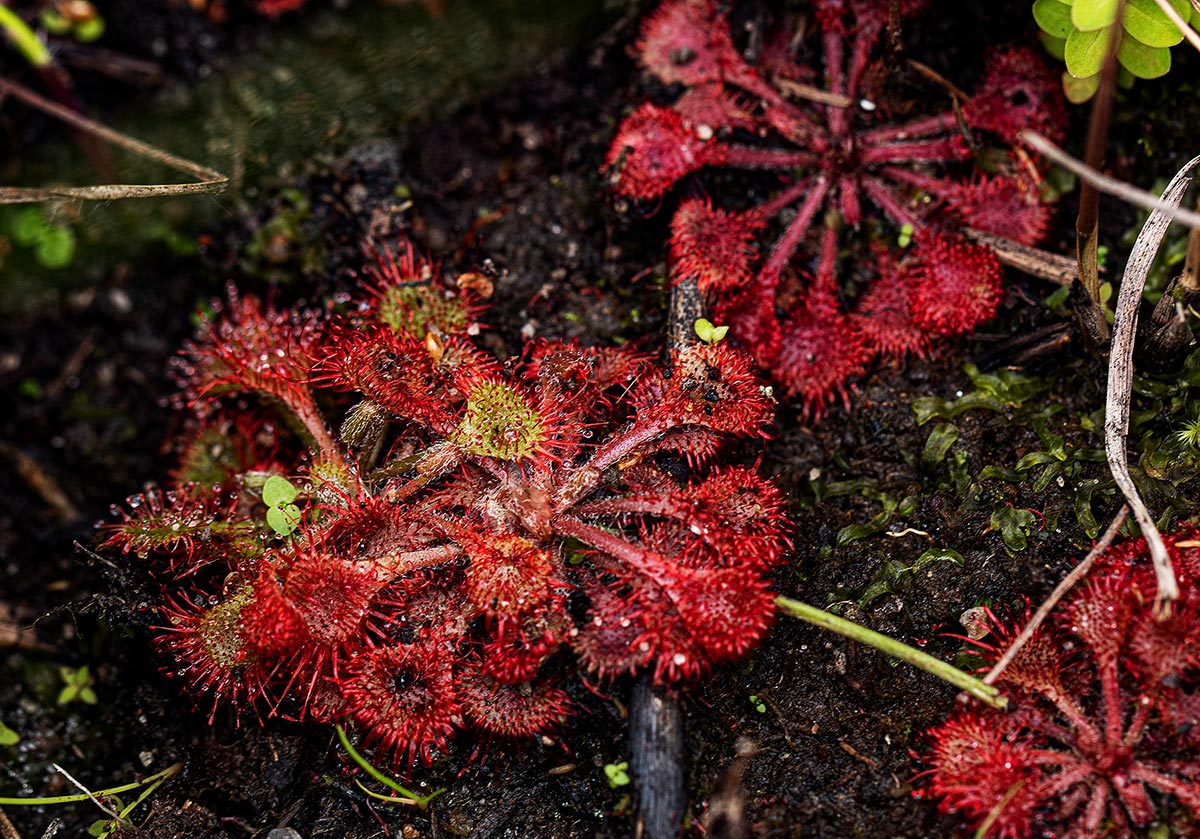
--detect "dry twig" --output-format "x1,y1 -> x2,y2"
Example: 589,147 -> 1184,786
1105,155 -> 1200,614
1020,131 -> 1200,231
0,77 -> 227,203
0,806 -> 23,839
965,228 -> 1076,285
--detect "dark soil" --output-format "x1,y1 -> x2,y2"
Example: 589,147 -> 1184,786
3,2 -> 1200,838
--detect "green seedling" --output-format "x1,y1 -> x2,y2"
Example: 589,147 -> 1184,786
694,318 -> 729,345
0,761 -> 182,835
335,724 -> 443,808
262,475 -> 302,537
989,504 -> 1045,553
57,665 -> 97,705
604,761 -> 631,788
0,720 -> 18,746
749,695 -> 767,713
846,549 -> 965,610
913,363 -> 1049,425
8,207 -> 76,269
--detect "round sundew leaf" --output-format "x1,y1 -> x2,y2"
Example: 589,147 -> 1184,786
1072,0 -> 1119,30
262,475 -> 298,506
1034,0 -> 1075,38
1118,34 -> 1172,77
267,503 -> 301,536
1063,69 -> 1101,102
1124,0 -> 1189,46
1065,25 -> 1113,76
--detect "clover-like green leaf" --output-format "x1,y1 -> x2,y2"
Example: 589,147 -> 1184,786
267,503 -> 301,537
10,207 -> 48,247
604,761 -> 631,788
0,720 -> 19,746
1065,25 -> 1113,77
74,16 -> 105,43
1118,33 -> 1172,77
693,318 -> 728,345
262,475 -> 298,507
1034,0 -> 1074,38
1072,0 -> 1120,31
1124,0 -> 1189,47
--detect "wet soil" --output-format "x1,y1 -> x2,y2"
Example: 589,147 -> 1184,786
3,1 -> 1200,838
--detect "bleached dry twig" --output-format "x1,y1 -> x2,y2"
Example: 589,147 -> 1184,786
0,77 -> 227,203
1020,131 -> 1200,231
1105,154 -> 1200,614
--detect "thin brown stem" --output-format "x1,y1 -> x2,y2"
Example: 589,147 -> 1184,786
1073,1 -> 1125,349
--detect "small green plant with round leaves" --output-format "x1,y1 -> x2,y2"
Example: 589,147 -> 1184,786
604,761 -> 631,788
262,475 -> 302,537
1034,0 -> 1200,101
57,665 -> 97,705
693,318 -> 728,346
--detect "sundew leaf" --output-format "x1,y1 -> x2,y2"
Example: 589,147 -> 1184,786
1034,0 -> 1075,38
1072,0 -> 1120,30
1118,34 -> 1172,77
1124,0 -> 1189,47
1065,26 -> 1113,77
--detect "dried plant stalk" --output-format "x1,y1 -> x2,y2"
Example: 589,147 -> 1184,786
1106,154 -> 1200,613
1021,131 -> 1200,230
0,77 -> 227,203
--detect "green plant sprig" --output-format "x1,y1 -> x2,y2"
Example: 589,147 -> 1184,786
0,762 -> 183,807
334,724 -> 443,809
87,761 -> 180,838
1034,0 -> 1200,101
774,596 -> 1007,709
0,5 -> 52,68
